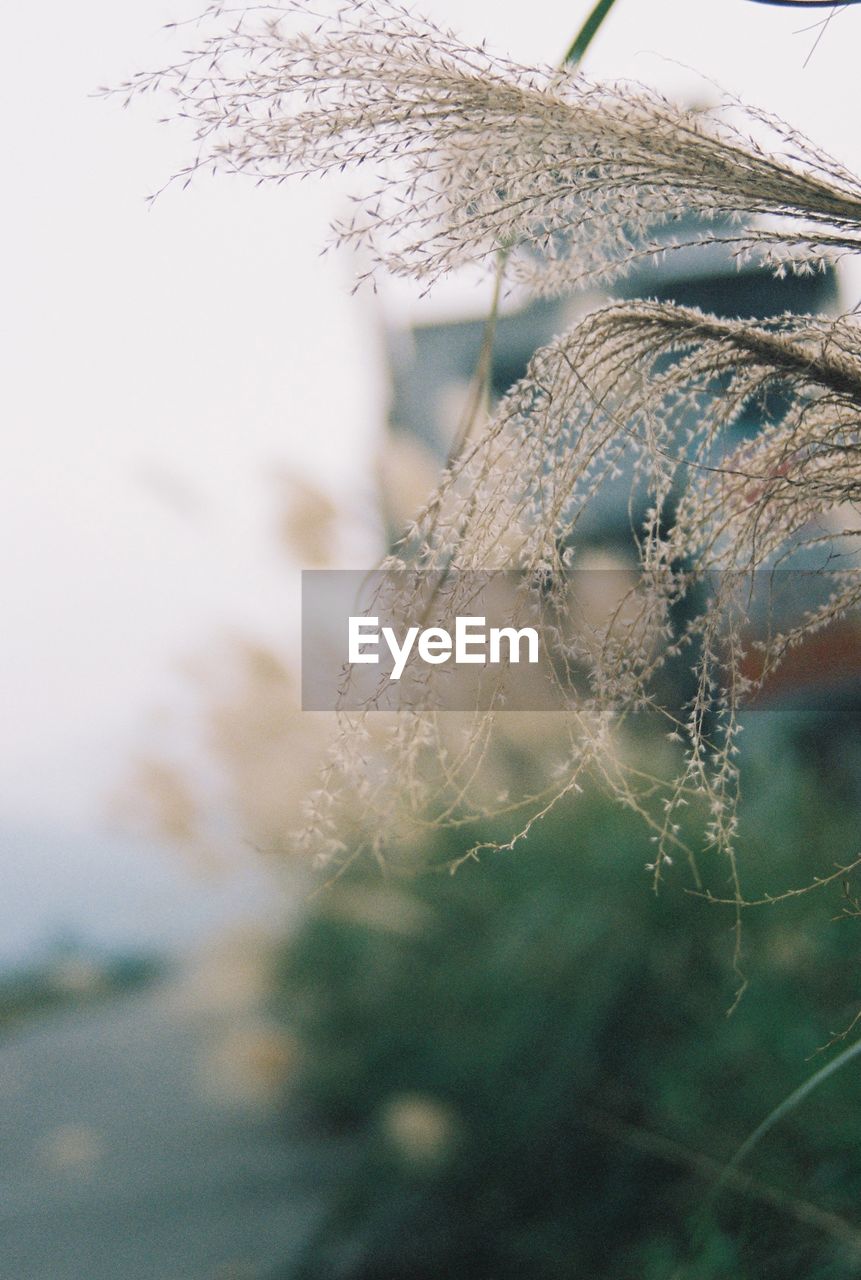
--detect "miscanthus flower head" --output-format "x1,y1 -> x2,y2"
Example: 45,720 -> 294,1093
117,1 -> 861,917
118,0 -> 861,290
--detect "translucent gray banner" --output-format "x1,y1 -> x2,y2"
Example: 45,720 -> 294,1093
301,568 -> 861,712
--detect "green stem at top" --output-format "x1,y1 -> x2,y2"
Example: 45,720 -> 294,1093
563,0 -> 621,66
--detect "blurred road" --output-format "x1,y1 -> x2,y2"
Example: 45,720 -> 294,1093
0,947 -> 340,1280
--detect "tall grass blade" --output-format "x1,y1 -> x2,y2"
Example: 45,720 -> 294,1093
563,0 -> 620,65
713,1036 -> 861,1202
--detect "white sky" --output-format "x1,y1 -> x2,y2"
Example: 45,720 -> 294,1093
2,0 -> 859,833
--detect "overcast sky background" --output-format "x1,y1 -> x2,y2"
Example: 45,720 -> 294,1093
1,0 -> 858,954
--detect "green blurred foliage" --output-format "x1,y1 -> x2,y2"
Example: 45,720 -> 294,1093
275,716 -> 861,1279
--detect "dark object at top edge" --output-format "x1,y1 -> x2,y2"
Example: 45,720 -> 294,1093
747,1 -> 861,8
